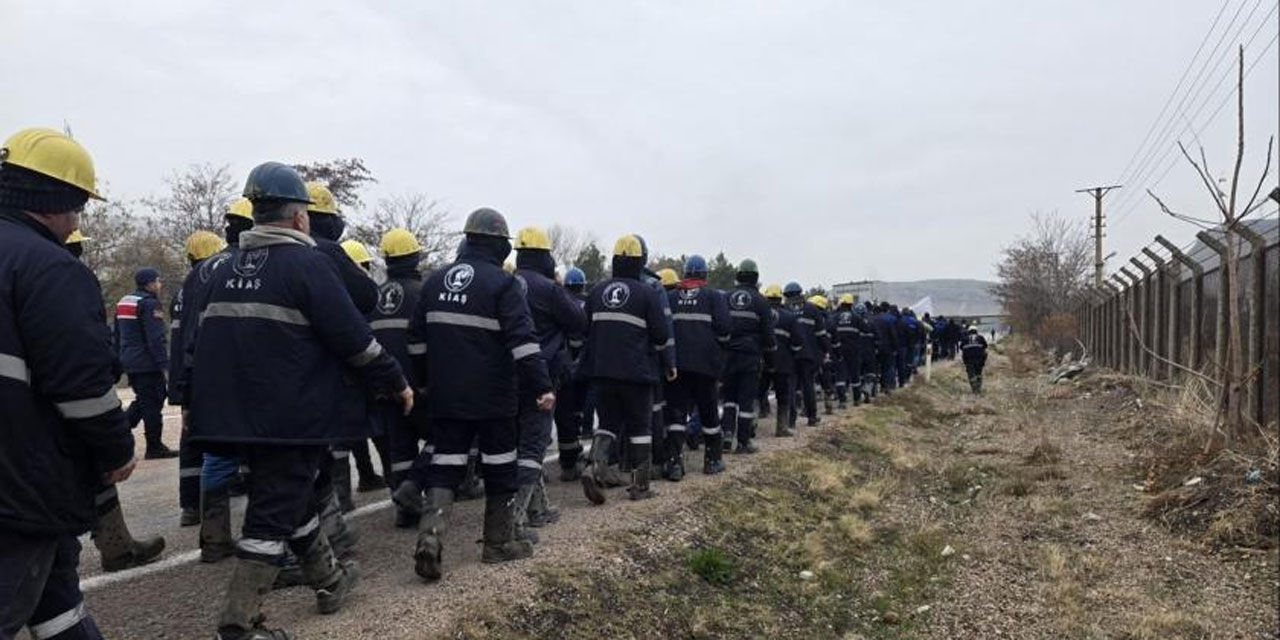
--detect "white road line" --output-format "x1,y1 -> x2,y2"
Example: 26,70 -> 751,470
81,448 -> 575,592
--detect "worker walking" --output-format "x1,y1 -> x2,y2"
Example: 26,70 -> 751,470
763,284 -> 801,436
663,254 -> 731,479
832,294 -> 871,407
581,235 -> 674,503
409,208 -> 554,582
188,162 -> 411,640
1,127 -> 140,639
554,267 -> 591,481
960,325 -> 989,393
511,227 -> 586,541
785,283 -> 827,426
720,259 -> 775,454
371,229 -> 432,529
171,230 -> 228,527
116,266 -> 178,459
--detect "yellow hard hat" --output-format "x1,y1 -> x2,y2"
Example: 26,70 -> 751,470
341,240 -> 372,265
226,197 -> 253,220
65,229 -> 90,245
838,293 -> 855,306
657,268 -> 679,287
612,234 -> 644,258
1,127 -> 104,200
185,230 -> 227,261
809,295 -> 829,310
380,228 -> 422,258
514,226 -> 551,251
763,283 -> 782,299
305,181 -> 339,215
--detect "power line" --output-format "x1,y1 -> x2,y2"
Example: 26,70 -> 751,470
1112,0 -> 1233,185
1110,0 -> 1276,219
1109,30 -> 1279,228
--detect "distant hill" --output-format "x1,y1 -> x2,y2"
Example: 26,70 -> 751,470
831,278 -> 1002,317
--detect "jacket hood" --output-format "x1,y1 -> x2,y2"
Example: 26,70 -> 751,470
308,212 -> 346,242
459,234 -> 511,265
385,253 -> 422,279
611,255 -> 643,280
240,226 -> 317,250
516,248 -> 556,279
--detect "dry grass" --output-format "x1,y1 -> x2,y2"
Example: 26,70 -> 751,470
1126,610 -> 1207,639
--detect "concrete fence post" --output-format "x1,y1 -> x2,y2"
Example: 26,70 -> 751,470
1197,231 -> 1228,379
1119,267 -> 1142,374
1142,248 -> 1170,380
1236,224 -> 1268,426
1130,258 -> 1155,377
1156,235 -> 1203,377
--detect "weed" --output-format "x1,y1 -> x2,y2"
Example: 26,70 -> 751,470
687,546 -> 734,585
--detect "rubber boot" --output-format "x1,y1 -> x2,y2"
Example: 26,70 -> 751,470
391,479 -> 423,529
775,409 -> 794,437
627,443 -> 656,501
332,453 -> 355,513
559,456 -> 585,482
581,433 -> 614,505
272,551 -> 305,590
200,486 -> 235,564
414,487 -> 454,582
480,493 -> 534,564
702,427 -> 725,475
527,475 -> 561,527
319,489 -> 359,561
180,507 -> 200,527
94,503 -> 165,572
512,484 -> 539,544
216,557 -> 286,640
300,534 -> 360,615
353,442 -> 385,493
456,453 -> 484,501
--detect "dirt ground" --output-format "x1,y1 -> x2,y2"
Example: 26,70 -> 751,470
82,351 -> 1279,639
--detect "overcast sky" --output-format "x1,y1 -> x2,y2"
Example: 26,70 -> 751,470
3,1 -> 1276,285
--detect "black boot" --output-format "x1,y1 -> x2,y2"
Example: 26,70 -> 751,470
512,484 -> 539,544
527,475 -> 560,527
200,486 -> 235,564
581,432 -> 616,505
414,488 -> 454,582
456,453 -> 484,501
391,479 -> 424,529
481,493 -> 534,564
300,534 -> 359,615
332,452 -> 355,513
627,442 -> 656,501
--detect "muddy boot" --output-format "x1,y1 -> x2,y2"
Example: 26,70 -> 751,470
527,475 -> 561,527
300,534 -> 360,615
455,454 -> 484,501
216,557 -> 286,639
512,484 -> 539,544
414,488 -> 454,582
627,442 -> 656,501
775,410 -> 794,438
94,502 -> 166,572
559,456 -> 585,482
200,486 -> 235,564
823,396 -> 834,416
686,431 -> 702,451
180,507 -> 200,527
480,493 -> 534,564
272,551 -> 305,590
661,457 -> 685,482
319,489 -> 359,561
391,479 -> 424,529
332,452 -> 355,513
581,432 -> 614,505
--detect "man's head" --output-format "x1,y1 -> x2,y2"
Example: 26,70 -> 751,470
0,127 -> 103,242
135,267 -> 161,293
242,162 -> 313,234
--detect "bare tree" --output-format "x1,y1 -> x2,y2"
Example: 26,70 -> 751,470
349,193 -> 458,269
81,196 -> 187,312
546,224 -> 593,267
141,163 -> 237,247
993,211 -> 1092,350
292,158 -> 377,211
1146,47 -> 1274,442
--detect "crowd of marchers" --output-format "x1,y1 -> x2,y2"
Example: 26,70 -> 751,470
0,128 -> 989,640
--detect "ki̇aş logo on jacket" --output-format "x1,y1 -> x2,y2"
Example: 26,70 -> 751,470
439,263 -> 475,304
602,282 -> 631,309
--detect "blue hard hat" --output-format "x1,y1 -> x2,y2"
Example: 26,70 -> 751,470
565,266 -> 586,286
242,162 -> 312,203
783,281 -> 803,297
683,254 -> 707,278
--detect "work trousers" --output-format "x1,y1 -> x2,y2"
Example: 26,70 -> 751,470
0,532 -> 101,640
235,445 -> 329,564
178,413 -> 202,511
794,359 -> 819,420
384,400 -> 430,491
721,355 -> 761,446
878,352 -> 897,391
516,406 -> 553,485
125,371 -> 166,450
425,418 -> 518,496
839,350 -> 863,404
664,371 -> 721,462
593,379 -> 653,468
772,371 -> 797,429
554,377 -> 588,471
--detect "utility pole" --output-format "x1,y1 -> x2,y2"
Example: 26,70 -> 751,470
1076,185 -> 1122,287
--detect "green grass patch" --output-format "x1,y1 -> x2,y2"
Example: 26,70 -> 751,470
687,546 -> 734,585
